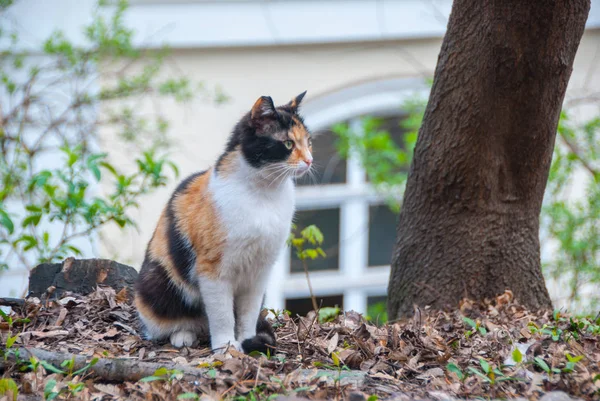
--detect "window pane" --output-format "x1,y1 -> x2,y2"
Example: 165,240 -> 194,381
368,205 -> 398,267
286,294 -> 343,318
296,129 -> 346,186
365,115 -> 410,183
291,208 -> 340,273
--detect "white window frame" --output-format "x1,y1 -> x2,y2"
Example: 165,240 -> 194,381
265,77 -> 429,314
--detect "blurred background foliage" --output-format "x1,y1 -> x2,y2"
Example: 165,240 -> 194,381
0,0 -> 225,274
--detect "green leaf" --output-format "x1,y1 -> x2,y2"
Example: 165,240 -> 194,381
446,363 -> 464,380
167,161 -> 179,177
0,309 -> 10,323
318,306 -> 341,323
479,358 -> 490,374
462,317 -> 477,329
22,214 -> 42,227
303,249 -> 318,260
0,209 -> 14,234
301,225 -> 324,245
44,379 -> 58,399
512,348 -> 523,363
0,378 -> 19,401
6,334 -> 18,349
139,376 -> 164,383
99,161 -> 118,177
40,360 -> 65,375
331,352 -> 340,367
553,309 -> 561,321
89,164 -> 101,181
534,357 -> 550,373
177,394 -> 200,400
467,367 -> 490,382
16,235 -> 38,251
72,358 -> 99,376
153,367 -> 169,376
66,245 -> 83,256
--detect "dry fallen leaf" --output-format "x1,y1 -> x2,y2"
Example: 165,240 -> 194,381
2,286 -> 599,401
25,330 -> 69,338
92,327 -> 119,341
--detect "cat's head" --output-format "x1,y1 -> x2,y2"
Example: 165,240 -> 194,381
225,91 -> 313,182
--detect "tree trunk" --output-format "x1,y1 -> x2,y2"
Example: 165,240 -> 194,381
388,0 -> 590,319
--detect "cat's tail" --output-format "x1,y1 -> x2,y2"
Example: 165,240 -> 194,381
241,315 -> 277,355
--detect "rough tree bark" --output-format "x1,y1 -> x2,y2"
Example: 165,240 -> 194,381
388,0 -> 590,319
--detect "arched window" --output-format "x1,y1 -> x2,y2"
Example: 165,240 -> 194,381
265,77 -> 429,317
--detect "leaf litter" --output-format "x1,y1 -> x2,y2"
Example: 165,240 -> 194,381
0,288 -> 598,400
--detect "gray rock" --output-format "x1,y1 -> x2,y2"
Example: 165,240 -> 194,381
427,391 -> 456,401
292,369 -> 366,388
348,393 -> 366,401
540,392 -> 582,401
28,257 -> 138,300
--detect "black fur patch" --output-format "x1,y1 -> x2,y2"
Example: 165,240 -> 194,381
241,315 -> 277,355
223,107 -> 305,169
135,253 -> 205,319
242,135 -> 292,168
165,171 -> 205,284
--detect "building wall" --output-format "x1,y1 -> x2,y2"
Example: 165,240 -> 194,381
100,30 -> 600,312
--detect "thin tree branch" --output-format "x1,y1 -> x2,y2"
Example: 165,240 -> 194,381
559,133 -> 599,177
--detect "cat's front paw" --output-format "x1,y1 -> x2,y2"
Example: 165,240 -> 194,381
170,330 -> 197,348
212,340 -> 241,354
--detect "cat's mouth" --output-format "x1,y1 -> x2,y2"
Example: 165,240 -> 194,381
293,162 -> 311,177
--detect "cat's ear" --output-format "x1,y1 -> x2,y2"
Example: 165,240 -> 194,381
251,96 -> 277,120
287,90 -> 307,112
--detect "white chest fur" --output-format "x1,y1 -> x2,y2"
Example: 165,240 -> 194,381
209,167 -> 295,288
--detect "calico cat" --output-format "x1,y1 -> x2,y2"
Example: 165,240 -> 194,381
135,92 -> 312,354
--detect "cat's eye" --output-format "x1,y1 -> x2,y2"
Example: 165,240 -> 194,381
283,140 -> 294,150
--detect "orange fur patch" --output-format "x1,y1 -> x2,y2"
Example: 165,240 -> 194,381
172,169 -> 226,279
288,121 -> 312,166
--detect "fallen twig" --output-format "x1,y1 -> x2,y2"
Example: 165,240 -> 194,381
0,297 -> 26,308
0,347 -> 208,382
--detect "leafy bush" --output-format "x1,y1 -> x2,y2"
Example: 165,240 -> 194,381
331,104 -> 422,212
544,110 -> 600,310
0,0 -> 225,275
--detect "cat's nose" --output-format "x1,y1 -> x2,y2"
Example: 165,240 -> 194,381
304,156 -> 313,166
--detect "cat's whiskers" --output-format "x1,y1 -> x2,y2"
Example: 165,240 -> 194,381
268,165 -> 295,189
260,164 -> 288,182
305,165 -> 318,185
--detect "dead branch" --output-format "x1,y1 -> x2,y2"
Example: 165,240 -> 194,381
0,297 -> 26,308
559,133 -> 600,177
0,347 -> 207,382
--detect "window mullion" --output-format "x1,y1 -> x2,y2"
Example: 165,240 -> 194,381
340,118 -> 369,313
